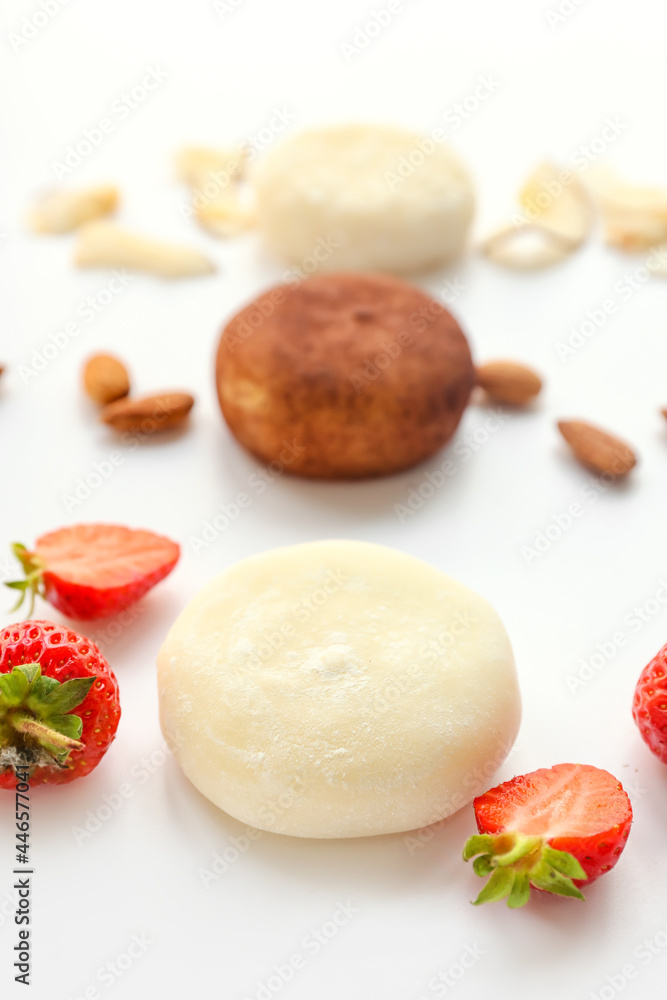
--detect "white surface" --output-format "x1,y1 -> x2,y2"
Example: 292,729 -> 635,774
1,1 -> 667,998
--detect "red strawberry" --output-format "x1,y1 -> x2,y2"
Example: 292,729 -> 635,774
632,642 -> 667,763
6,523 -> 179,620
0,619 -> 120,786
463,763 -> 632,908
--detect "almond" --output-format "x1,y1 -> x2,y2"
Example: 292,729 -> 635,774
29,185 -> 119,234
557,420 -> 637,477
74,222 -> 216,278
83,354 -> 130,406
475,360 -> 542,405
101,392 -> 194,434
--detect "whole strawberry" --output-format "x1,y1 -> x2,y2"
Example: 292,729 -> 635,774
0,619 -> 120,786
633,642 -> 667,763
6,523 -> 179,620
463,763 -> 632,907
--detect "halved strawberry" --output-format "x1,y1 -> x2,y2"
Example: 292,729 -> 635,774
632,642 -> 667,763
0,619 -> 120,786
463,763 -> 632,908
6,524 -> 179,620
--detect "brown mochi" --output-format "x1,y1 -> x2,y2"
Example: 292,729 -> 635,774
215,272 -> 475,479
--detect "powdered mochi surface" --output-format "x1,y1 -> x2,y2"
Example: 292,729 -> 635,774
157,541 -> 521,838
252,125 -> 474,274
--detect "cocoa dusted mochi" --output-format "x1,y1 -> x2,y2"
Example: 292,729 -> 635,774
215,272 -> 475,479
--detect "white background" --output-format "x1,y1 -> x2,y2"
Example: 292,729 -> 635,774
2,1 -> 667,998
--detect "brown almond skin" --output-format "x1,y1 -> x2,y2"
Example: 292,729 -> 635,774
557,420 -> 637,477
83,353 -> 130,405
475,360 -> 542,405
101,392 -> 194,434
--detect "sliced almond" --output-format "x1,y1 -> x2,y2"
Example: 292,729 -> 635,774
175,146 -> 246,187
481,162 -> 592,269
101,392 -> 194,434
74,222 -> 215,278
519,163 -> 592,245
29,185 -> 118,234
475,360 -> 542,405
196,196 -> 258,237
557,420 -> 637,477
83,354 -> 130,406
585,167 -> 667,250
481,224 -> 575,269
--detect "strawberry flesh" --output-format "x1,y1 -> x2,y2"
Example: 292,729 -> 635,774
464,763 -> 632,906
34,524 -> 179,620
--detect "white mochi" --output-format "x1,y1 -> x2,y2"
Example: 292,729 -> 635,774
252,125 -> 475,275
157,541 -> 520,838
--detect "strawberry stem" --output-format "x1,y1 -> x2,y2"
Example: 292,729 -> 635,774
10,713 -> 84,751
0,663 -> 94,776
463,831 -> 588,907
5,543 -> 45,617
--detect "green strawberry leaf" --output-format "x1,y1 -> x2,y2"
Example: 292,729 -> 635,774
29,675 -> 60,701
463,829 -> 588,907
507,871 -> 531,909
16,663 -> 40,685
0,669 -> 30,706
473,867 -> 515,905
0,663 -> 91,769
530,860 -> 586,901
542,846 -> 587,881
462,834 -> 497,860
5,544 -> 45,616
40,676 -> 95,715
472,854 -> 495,877
47,714 -> 83,741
